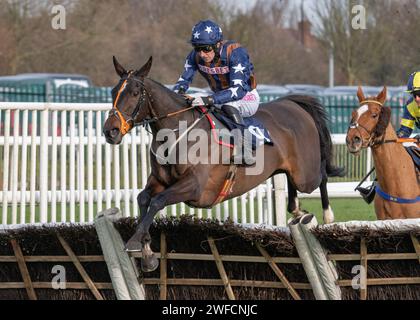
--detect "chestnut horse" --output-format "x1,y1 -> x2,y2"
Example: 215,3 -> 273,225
103,57 -> 344,271
346,86 -> 420,219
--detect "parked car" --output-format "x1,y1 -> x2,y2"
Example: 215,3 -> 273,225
284,84 -> 325,96
322,86 -> 383,97
256,84 -> 290,95
0,73 -> 93,89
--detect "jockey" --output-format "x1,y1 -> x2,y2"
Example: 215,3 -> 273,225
358,72 -> 420,203
397,71 -> 420,138
173,19 -> 259,165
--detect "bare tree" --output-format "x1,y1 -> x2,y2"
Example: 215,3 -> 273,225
313,0 -> 419,86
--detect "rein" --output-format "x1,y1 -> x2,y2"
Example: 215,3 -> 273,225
136,104 -> 199,128
111,72 -> 198,134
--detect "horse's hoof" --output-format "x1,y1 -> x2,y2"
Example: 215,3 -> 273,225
141,254 -> 159,272
124,239 -> 142,252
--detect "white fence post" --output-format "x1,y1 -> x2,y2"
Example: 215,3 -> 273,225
273,174 -> 287,227
40,109 -> 49,223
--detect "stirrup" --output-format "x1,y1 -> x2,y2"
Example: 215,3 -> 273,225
356,183 -> 376,204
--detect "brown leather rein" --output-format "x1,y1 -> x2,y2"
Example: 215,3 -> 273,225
110,72 -> 197,135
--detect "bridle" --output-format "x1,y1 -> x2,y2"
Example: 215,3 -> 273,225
348,99 -> 420,147
109,71 -> 152,135
348,99 -> 384,148
110,71 -> 200,136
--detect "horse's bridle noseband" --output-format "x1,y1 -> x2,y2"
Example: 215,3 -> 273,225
348,99 -> 384,148
109,71 -> 154,135
110,72 -> 200,136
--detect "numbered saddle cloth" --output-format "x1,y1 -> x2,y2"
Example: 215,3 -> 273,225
199,107 -> 273,150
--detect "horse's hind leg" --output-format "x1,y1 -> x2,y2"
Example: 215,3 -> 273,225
287,180 -> 305,218
320,178 -> 334,224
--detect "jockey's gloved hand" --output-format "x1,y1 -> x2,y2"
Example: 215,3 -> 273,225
414,134 -> 420,143
175,86 -> 186,95
191,96 -> 214,107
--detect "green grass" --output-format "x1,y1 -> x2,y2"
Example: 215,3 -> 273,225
1,197 -> 377,225
299,197 -> 377,222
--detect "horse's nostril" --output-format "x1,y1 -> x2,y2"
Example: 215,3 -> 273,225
110,129 -> 119,138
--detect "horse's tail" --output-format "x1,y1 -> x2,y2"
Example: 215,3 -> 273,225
283,95 -> 346,178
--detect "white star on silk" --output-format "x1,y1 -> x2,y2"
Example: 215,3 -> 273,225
232,79 -> 243,86
193,31 -> 200,39
184,61 -> 192,71
205,26 -> 212,34
229,87 -> 239,98
219,27 -> 222,34
232,63 -> 245,74
178,77 -> 185,82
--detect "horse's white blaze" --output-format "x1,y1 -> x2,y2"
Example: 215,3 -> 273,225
323,205 -> 335,224
356,104 -> 369,121
143,242 -> 153,256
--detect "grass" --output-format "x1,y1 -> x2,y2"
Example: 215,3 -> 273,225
1,197 -> 377,225
299,197 -> 377,222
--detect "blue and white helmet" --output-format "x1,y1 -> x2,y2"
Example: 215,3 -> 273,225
190,20 -> 223,45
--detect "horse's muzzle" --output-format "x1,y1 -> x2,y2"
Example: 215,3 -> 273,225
103,128 -> 122,144
346,136 -> 362,155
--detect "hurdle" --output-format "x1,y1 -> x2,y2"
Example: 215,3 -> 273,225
94,208 -> 145,300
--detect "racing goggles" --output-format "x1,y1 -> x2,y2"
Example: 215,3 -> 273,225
194,45 -> 214,53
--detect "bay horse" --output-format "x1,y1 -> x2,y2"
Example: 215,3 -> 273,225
346,86 -> 420,219
103,56 -> 345,272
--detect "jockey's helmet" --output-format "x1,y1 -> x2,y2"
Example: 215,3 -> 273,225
190,20 -> 223,46
406,71 -> 420,93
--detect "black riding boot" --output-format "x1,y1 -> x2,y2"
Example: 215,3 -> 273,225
221,105 -> 256,165
356,179 -> 377,204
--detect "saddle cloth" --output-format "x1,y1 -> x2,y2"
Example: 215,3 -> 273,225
199,106 -> 273,150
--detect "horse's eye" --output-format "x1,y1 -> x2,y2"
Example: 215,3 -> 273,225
372,113 -> 378,118
133,91 -> 139,96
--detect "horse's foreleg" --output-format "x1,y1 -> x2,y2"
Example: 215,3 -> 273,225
125,176 -> 166,253
320,178 -> 334,224
287,180 -> 304,218
130,174 -> 202,272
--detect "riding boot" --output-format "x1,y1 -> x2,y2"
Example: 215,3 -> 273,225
356,179 -> 377,204
221,105 -> 256,165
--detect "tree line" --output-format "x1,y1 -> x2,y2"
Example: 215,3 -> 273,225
0,0 -> 418,88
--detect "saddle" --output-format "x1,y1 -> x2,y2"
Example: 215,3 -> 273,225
405,146 -> 420,171
199,106 -> 273,150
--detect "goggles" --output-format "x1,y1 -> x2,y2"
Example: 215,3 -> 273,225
412,91 -> 420,98
194,45 -> 214,53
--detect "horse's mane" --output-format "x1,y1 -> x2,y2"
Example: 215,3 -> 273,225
365,96 -> 392,138
146,78 -> 187,105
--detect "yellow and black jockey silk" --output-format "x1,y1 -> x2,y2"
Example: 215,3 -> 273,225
398,97 -> 420,137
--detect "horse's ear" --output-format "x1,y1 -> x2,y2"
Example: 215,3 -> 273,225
134,56 -> 153,78
357,86 -> 365,103
377,86 -> 387,105
113,56 -> 127,78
